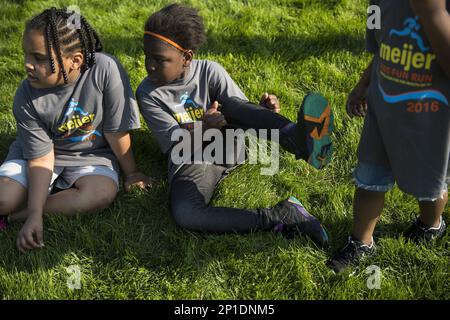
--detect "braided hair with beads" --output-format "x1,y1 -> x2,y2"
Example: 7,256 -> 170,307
26,7 -> 103,84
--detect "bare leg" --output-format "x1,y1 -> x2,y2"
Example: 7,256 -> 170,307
9,175 -> 117,221
418,192 -> 448,227
351,188 -> 386,245
0,177 -> 27,215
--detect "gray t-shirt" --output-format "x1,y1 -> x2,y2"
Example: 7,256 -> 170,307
136,59 -> 248,182
6,52 -> 141,171
358,0 -> 450,198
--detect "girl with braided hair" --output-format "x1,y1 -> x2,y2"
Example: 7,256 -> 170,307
0,8 -> 153,252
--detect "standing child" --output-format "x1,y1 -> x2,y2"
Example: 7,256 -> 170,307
0,8 -> 152,252
136,4 -> 334,247
330,0 -> 449,273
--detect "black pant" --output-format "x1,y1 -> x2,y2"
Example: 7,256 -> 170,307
219,97 -> 290,131
170,98 -> 294,233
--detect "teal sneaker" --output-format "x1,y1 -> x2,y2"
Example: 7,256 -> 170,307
299,93 -> 334,169
279,93 -> 334,169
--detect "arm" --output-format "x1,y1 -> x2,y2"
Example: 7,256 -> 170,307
346,0 -> 379,119
346,58 -> 374,118
16,150 -> 54,253
102,57 -> 153,191
207,61 -> 281,114
137,88 -> 214,165
104,132 -> 154,192
12,84 -> 55,252
357,58 -> 374,87
410,0 -> 450,78
137,91 -> 181,155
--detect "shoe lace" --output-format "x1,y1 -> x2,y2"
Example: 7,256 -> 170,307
408,218 -> 432,238
338,240 -> 360,262
407,217 -> 444,241
338,237 -> 371,262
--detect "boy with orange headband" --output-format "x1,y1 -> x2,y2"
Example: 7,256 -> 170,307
136,3 -> 333,246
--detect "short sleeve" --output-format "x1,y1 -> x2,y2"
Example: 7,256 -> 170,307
102,56 -> 141,132
13,85 -> 53,160
137,87 -> 181,155
206,61 -> 248,104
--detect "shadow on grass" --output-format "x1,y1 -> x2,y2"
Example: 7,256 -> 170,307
101,30 -> 365,62
0,129 -> 443,278
0,166 -> 330,276
0,131 -> 17,162
308,189 -> 449,253
130,129 -> 168,180
0,177 -> 447,300
203,32 -> 365,61
3,128 -> 443,296
0,128 -> 171,273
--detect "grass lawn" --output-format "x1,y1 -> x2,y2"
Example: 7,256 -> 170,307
0,0 -> 448,300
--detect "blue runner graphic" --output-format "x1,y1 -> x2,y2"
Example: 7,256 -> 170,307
389,16 -> 429,52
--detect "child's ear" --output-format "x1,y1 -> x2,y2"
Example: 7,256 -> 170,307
183,50 -> 194,67
70,52 -> 84,70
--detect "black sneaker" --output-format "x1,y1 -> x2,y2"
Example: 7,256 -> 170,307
328,236 -> 376,274
280,93 -> 334,169
404,216 -> 447,243
272,196 -> 329,248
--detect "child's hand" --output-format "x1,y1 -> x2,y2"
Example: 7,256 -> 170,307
124,172 -> 156,192
203,101 -> 227,129
346,83 -> 368,118
16,212 -> 44,253
259,92 -> 281,113
410,0 -> 446,16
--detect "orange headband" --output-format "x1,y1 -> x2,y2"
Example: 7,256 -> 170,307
144,31 -> 188,52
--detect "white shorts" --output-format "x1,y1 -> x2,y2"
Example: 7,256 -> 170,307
0,160 -> 119,192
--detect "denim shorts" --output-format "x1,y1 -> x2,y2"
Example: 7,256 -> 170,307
353,162 -> 447,202
0,159 -> 119,192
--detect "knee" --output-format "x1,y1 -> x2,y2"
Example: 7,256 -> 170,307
0,179 -> 26,214
170,200 -> 205,231
94,186 -> 117,210
0,198 -> 12,215
171,201 -> 194,230
79,181 -> 117,212
0,197 -> 24,215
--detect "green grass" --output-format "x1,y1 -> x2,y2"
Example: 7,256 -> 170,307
0,0 -> 449,300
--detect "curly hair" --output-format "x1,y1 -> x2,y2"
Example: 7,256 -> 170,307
144,3 -> 206,52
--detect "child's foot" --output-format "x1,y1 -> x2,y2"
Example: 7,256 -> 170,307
328,236 -> 376,274
0,215 -> 10,231
404,216 -> 447,243
300,93 -> 334,169
272,196 -> 329,248
280,93 -> 334,169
